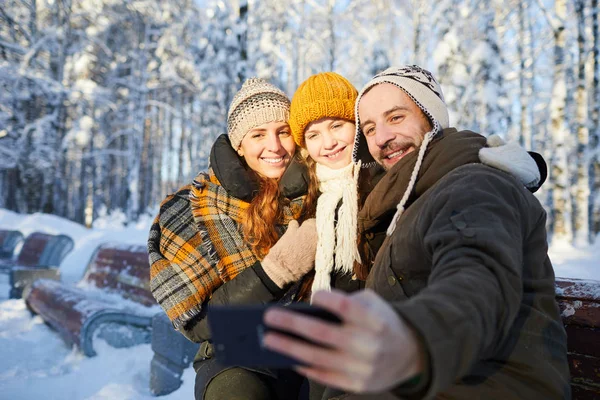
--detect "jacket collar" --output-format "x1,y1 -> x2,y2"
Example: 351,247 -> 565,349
209,134 -> 308,202
358,128 -> 485,232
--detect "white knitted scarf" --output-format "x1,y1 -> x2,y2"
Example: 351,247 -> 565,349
311,161 -> 362,297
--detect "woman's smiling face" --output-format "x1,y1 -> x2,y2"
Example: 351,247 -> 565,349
304,118 -> 355,170
238,121 -> 296,179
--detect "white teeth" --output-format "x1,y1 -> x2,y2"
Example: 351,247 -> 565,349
386,150 -> 405,159
262,157 -> 283,164
325,148 -> 344,158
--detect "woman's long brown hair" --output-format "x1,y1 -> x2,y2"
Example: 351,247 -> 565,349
242,175 -> 284,260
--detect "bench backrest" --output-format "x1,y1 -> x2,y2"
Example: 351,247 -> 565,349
16,232 -> 55,267
0,230 -> 24,260
555,277 -> 600,399
81,243 -> 154,306
38,235 -> 74,267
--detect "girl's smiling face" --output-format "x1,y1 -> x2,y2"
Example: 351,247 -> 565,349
304,118 -> 355,169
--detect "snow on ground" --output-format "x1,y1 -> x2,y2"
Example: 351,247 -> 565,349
0,289 -> 194,400
0,209 -> 598,399
549,235 -> 600,281
0,209 -> 193,400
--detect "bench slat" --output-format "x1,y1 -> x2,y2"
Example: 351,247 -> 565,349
568,352 -> 600,387
16,233 -> 54,267
571,382 -> 600,400
558,299 -> 600,329
83,245 -> 154,306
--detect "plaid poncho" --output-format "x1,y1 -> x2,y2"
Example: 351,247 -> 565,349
149,169 -> 305,330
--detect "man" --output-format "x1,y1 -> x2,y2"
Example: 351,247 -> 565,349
263,66 -> 570,399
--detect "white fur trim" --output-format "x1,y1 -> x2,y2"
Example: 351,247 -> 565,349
479,141 -> 540,188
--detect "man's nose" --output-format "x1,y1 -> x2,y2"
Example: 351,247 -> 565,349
374,124 -> 395,148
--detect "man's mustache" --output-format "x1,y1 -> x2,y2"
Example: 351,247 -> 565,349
379,140 -> 412,153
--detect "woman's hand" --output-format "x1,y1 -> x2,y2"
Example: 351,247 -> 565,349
261,218 -> 317,288
263,289 -> 426,394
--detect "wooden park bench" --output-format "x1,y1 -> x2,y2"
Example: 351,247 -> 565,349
0,231 -> 53,274
555,277 -> 600,399
0,229 -> 24,263
7,233 -> 74,298
24,242 -> 158,357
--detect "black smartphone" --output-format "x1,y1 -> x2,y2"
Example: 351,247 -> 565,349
207,303 -> 342,368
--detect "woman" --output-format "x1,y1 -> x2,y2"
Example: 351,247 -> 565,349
149,78 -> 316,400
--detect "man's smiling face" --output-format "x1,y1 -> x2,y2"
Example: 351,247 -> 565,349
358,83 -> 432,170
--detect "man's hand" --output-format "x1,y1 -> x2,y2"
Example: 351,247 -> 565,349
263,289 -> 426,393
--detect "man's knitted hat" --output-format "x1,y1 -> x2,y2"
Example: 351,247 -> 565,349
352,65 -> 450,168
289,72 -> 358,147
355,65 -> 449,131
227,78 -> 291,150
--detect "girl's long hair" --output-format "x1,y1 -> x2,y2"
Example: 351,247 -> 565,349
300,153 -> 319,219
299,150 -> 371,281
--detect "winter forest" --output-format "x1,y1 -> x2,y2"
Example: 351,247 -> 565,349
0,0 -> 598,246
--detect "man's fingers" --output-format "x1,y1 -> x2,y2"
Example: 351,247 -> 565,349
262,331 -> 369,377
311,289 -> 387,330
263,307 -> 349,349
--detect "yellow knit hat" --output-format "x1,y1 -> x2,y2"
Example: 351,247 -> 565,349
289,72 -> 357,147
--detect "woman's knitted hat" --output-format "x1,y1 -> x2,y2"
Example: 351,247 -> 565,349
227,78 -> 291,150
289,72 -> 358,147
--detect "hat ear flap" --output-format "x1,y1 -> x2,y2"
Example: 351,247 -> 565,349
354,129 -> 376,166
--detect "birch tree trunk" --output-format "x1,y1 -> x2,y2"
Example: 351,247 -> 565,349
518,0 -> 532,148
413,0 -> 424,66
592,0 -> 600,238
550,0 -> 572,241
125,16 -> 150,223
574,0 -> 590,244
177,89 -> 186,187
48,0 -> 72,218
327,0 -> 336,71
